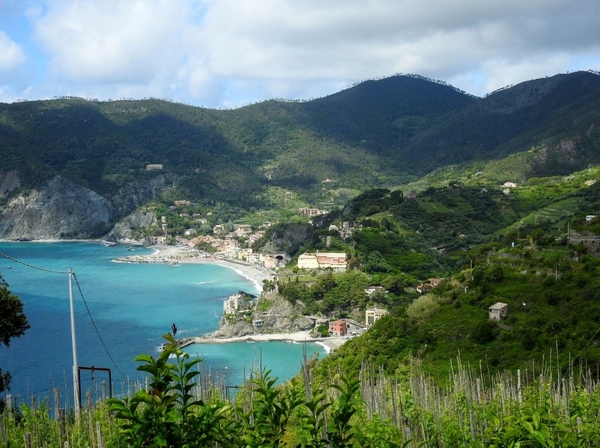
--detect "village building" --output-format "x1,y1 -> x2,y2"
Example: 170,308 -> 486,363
223,291 -> 254,315
248,230 -> 265,246
365,286 -> 387,295
328,319 -> 348,337
298,208 -> 328,217
488,302 -> 509,321
297,253 -> 320,269
262,256 -> 279,269
297,252 -> 347,272
339,221 -> 360,239
237,248 -> 253,261
416,278 -> 444,293
234,224 -> 253,236
146,164 -> 164,171
365,307 -> 389,326
343,318 -> 367,335
213,224 -> 226,235
316,252 -> 347,272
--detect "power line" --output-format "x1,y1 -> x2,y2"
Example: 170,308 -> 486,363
0,251 -> 70,275
0,250 -> 126,380
72,273 -> 126,379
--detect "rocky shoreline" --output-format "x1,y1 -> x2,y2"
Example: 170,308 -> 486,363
190,331 -> 347,352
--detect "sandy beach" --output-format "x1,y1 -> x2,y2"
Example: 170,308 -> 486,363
113,244 -> 274,292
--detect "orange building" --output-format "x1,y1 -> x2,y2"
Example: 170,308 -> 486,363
328,319 -> 347,337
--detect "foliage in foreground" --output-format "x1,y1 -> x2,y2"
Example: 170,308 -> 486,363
0,275 -> 30,394
2,333 -> 600,447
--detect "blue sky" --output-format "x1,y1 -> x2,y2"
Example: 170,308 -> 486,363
0,0 -> 599,109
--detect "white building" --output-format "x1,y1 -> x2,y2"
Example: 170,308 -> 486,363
297,252 -> 347,272
297,253 -> 320,269
223,292 -> 254,315
488,302 -> 509,321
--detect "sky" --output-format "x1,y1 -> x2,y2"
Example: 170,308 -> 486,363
0,0 -> 599,109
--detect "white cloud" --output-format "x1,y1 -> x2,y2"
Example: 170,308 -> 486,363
1,0 -> 598,107
0,30 -> 26,72
33,0 -> 191,84
185,0 -> 600,104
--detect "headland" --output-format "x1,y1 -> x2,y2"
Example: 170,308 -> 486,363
113,244 -> 349,353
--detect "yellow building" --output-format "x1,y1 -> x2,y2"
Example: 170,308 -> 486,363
365,307 -> 388,326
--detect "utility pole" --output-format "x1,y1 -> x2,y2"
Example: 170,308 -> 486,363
68,269 -> 80,419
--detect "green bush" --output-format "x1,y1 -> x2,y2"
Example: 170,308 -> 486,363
406,294 -> 440,320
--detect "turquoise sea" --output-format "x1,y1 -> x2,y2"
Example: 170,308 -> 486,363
0,243 -> 325,404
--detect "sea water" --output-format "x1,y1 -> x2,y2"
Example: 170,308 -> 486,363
0,243 -> 325,404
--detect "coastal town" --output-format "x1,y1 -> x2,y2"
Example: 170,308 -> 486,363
110,206 -> 396,352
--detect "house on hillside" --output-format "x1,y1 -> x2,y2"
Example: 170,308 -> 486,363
297,252 -> 347,272
223,291 -> 255,315
365,308 -> 388,326
488,302 -> 509,321
328,319 -> 347,337
316,252 -> 347,272
234,224 -> 253,236
365,286 -> 387,296
297,253 -> 320,269
213,224 -> 226,235
298,208 -> 328,217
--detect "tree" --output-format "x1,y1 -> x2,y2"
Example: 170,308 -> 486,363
0,276 -> 30,393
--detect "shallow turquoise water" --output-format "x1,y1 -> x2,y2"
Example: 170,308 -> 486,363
0,243 -> 325,403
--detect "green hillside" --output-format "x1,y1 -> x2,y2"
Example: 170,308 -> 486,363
257,166 -> 600,384
2,71 -> 600,216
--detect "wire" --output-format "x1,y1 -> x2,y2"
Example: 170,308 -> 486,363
0,250 -> 127,380
0,251 -> 70,275
572,325 -> 600,364
72,273 -> 127,379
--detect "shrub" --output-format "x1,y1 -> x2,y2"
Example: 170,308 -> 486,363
406,294 -> 440,320
471,319 -> 497,344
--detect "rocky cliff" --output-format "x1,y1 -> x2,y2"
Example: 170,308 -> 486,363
214,291 -> 315,338
0,172 -> 175,241
0,175 -> 114,240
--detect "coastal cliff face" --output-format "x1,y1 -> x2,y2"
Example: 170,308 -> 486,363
0,175 -> 114,240
0,172 -> 175,241
106,209 -> 157,244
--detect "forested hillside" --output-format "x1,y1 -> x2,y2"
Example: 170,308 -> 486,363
1,71 -> 600,216
258,165 -> 600,382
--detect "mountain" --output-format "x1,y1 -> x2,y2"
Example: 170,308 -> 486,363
0,71 -> 600,239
